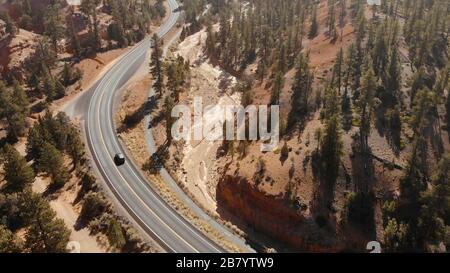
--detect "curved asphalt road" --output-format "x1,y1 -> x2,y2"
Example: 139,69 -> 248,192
84,0 -> 228,253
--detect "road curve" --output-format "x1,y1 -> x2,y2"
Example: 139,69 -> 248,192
85,0 -> 226,253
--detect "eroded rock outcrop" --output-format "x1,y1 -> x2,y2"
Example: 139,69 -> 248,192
217,175 -> 341,252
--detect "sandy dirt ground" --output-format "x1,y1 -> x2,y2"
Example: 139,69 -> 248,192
0,29 -> 40,77
32,175 -> 111,253
54,47 -> 129,115
171,28 -> 240,212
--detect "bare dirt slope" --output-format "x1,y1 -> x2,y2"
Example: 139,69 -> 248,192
55,47 -> 129,115
0,28 -> 40,79
32,175 -> 109,253
172,28 -> 240,212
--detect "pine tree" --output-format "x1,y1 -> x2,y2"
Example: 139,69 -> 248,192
398,152 -> 450,251
22,0 -> 32,16
7,111 -> 28,143
66,127 -> 85,168
345,43 -> 361,97
409,66 -> 428,104
53,112 -> 72,152
28,73 -> 40,93
67,11 -> 82,56
23,192 -> 70,253
406,88 -> 437,185
80,0 -> 101,51
163,96 -> 175,144
280,142 -> 289,160
0,225 -> 23,253
150,34 -> 164,96
26,125 -> 49,162
271,72 -> 284,106
355,6 -> 366,57
55,79 -> 66,99
327,0 -> 338,42
383,45 -> 402,103
61,63 -> 82,87
19,13 -> 32,30
37,142 -> 70,188
26,111 -> 79,165
62,63 -> 73,86
417,167 -> 450,248
28,39 -> 58,75
42,66 -> 57,101
339,0 -> 347,31
108,0 -> 128,47
308,5 -> 319,39
0,80 -> 29,142
275,42 -> 287,74
432,64 -> 450,98
383,217 -> 408,252
332,48 -> 344,91
0,192 -> 25,231
2,144 -> 35,193
256,57 -> 267,83
320,87 -> 343,186
3,12 -> 17,37
107,219 -> 126,249
166,56 -> 187,102
371,22 -> 389,77
357,66 -> 379,153
0,80 -> 12,113
44,3 -> 65,53
12,80 -> 30,114
288,53 -> 313,128
80,192 -> 108,223
205,22 -> 216,56
410,88 -> 436,138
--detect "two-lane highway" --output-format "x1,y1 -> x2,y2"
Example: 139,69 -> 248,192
84,0 -> 226,253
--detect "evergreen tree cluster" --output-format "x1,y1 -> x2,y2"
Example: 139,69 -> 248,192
105,0 -> 165,48
0,190 -> 71,253
166,55 -> 190,101
26,111 -> 85,188
203,0 -> 352,75
0,79 -> 30,142
24,38 -> 67,102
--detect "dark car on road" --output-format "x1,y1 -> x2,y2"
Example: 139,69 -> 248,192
114,153 -> 125,166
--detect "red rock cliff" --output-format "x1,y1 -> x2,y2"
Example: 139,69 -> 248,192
217,175 -> 341,252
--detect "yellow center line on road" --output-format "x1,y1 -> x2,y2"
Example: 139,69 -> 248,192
94,42 -> 200,254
